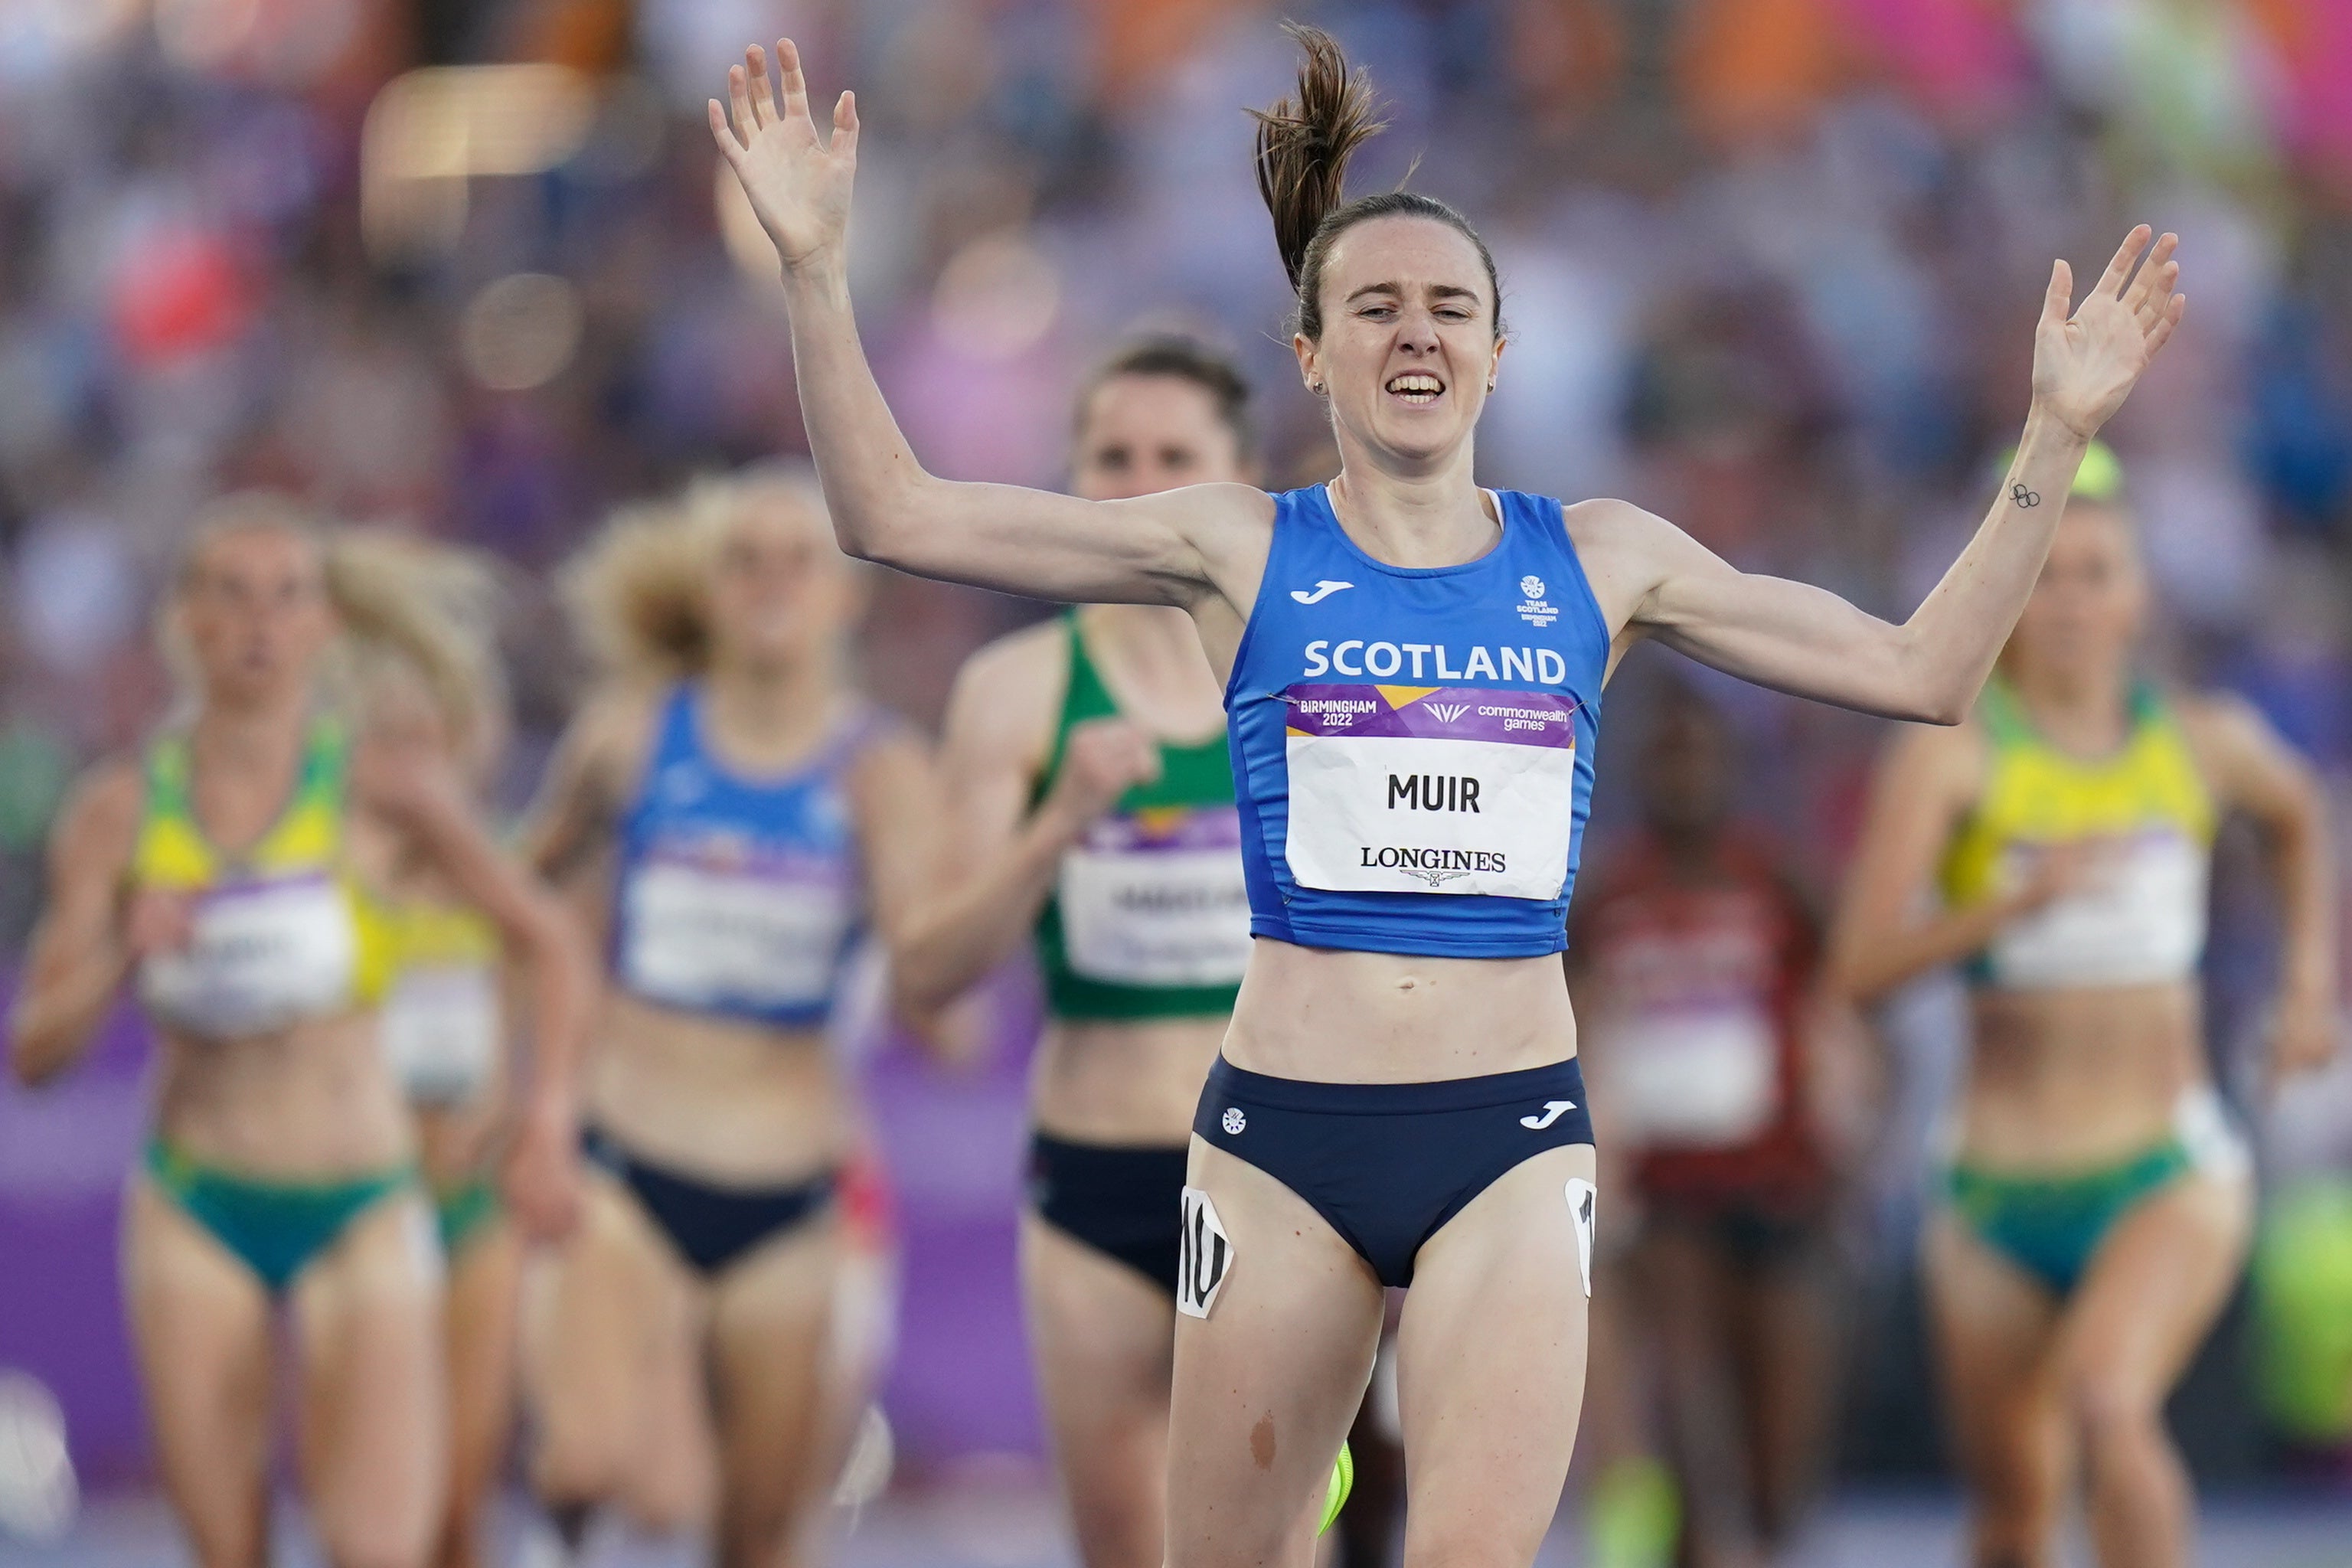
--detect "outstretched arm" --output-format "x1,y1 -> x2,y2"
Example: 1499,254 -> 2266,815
1588,228 -> 2185,724
710,41 -> 1268,609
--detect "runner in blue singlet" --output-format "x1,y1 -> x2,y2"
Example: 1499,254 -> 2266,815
518,469 -> 937,1566
710,22 -> 2184,1560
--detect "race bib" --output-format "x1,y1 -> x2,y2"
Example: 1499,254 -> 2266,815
621,855 -> 854,1013
1605,1004 -> 1779,1148
1281,684 -> 1578,899
383,963 -> 502,1104
140,875 -> 358,1038
1058,806 -> 1252,987
1986,829 -> 2207,989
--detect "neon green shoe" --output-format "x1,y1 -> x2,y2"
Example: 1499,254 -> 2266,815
1317,1441 -> 1354,1537
1586,1455 -> 1677,1568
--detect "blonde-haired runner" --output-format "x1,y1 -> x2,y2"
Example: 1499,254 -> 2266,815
1830,454 -> 2337,1568
8,495 -> 592,1568
521,468 -> 933,1567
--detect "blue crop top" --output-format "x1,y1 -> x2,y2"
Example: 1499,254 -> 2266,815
1225,485 -> 1609,959
612,685 -> 873,1029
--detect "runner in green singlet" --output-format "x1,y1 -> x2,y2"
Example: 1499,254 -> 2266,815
897,336 -> 1383,1568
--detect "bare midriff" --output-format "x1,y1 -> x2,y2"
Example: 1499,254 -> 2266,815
584,990 -> 850,1184
1958,981 -> 2203,1170
1222,938 -> 1580,1085
152,1011 -> 413,1177
1031,1014 -> 1228,1145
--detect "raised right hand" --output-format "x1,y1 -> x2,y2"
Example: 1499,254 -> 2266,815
708,40 -> 858,275
1044,718 -> 1164,834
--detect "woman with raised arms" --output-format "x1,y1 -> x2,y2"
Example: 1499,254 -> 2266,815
1828,451 -> 2337,1568
519,469 -> 933,1568
8,496 -> 590,1568
710,24 -> 2183,1563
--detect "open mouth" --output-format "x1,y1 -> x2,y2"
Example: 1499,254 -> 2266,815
1384,371 -> 1445,406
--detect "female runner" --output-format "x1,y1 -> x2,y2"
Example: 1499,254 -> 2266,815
1828,451 -> 2337,1568
7,495 -> 590,1568
897,335 -> 1387,1566
520,469 -> 934,1568
341,532 -> 550,1568
710,24 -> 2182,1562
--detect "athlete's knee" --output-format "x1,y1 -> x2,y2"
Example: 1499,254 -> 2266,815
2066,1370 -> 2170,1475
317,1510 -> 436,1568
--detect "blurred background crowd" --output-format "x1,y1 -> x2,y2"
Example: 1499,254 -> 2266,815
5,0 -> 2352,1540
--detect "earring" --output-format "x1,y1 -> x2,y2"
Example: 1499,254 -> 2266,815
1309,381 -> 1325,394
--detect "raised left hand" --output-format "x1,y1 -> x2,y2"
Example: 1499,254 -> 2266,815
2030,226 -> 2186,440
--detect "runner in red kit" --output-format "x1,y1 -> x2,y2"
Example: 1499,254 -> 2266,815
1571,684 -> 1844,1568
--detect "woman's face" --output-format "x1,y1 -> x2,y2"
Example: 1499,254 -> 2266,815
1295,214 -> 1504,470
705,492 -> 864,674
2007,503 -> 2148,682
1070,374 -> 1249,501
178,525 -> 336,709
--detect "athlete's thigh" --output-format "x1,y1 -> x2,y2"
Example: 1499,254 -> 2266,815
290,1191 -> 448,1568
1922,1213 -> 2066,1500
1022,1214 -> 1178,1566
1392,1143 -> 1596,1568
122,1178 -> 277,1568
2059,1171 -> 2251,1407
442,1223 -> 523,1516
1166,1138 -> 1386,1568
523,1171 -> 714,1526
704,1216 -> 843,1563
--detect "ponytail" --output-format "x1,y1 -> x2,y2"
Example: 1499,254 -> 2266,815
1248,23 -> 1502,345
1250,24 -> 1383,303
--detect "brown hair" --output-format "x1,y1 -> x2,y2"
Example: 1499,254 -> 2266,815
1076,334 -> 1256,459
1250,23 -> 1502,345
